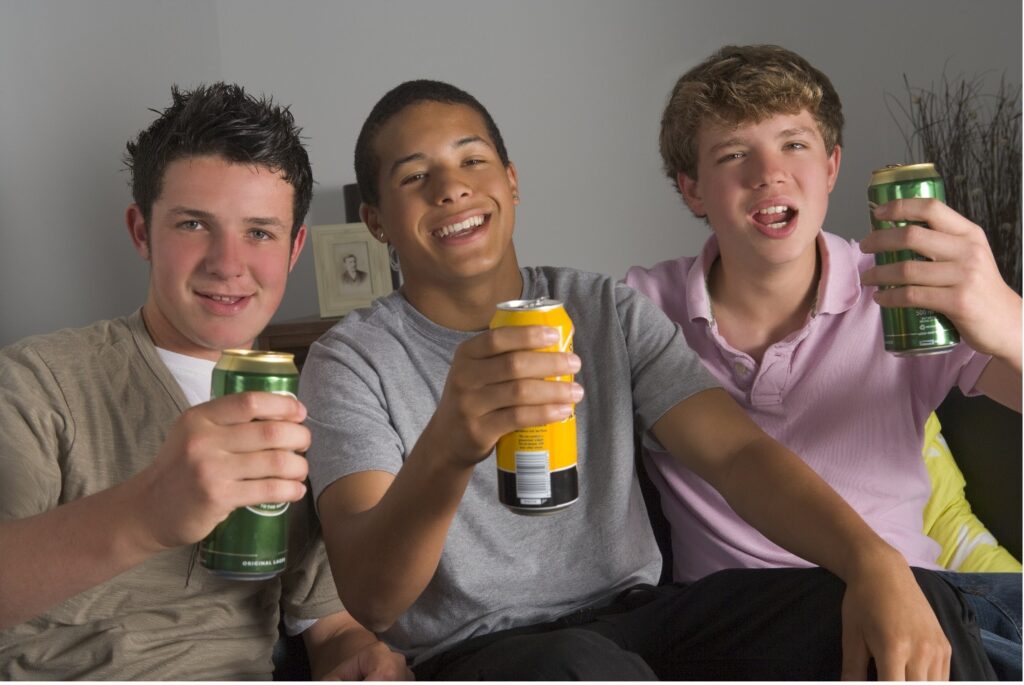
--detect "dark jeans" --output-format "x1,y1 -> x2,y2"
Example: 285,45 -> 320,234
940,571 -> 1022,681
413,567 -> 995,680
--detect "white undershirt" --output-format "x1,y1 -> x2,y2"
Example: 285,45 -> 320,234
155,346 -> 317,637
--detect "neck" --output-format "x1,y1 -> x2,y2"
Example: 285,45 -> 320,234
708,242 -> 821,362
139,301 -> 229,362
401,253 -> 524,331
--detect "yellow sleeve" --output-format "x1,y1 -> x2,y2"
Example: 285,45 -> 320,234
922,412 -> 1021,572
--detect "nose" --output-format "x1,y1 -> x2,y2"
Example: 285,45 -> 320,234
750,152 -> 787,188
431,167 -> 472,205
205,231 -> 244,279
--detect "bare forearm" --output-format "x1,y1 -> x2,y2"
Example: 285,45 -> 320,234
324,427 -> 474,632
0,478 -> 163,629
712,436 -> 899,580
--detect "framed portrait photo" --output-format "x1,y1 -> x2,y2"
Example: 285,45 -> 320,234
311,223 -> 394,318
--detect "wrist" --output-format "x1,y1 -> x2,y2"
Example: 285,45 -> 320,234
840,540 -> 908,587
114,470 -> 176,557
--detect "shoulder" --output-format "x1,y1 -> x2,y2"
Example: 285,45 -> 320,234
525,265 -> 674,332
624,254 -> 695,295
2,315 -> 137,374
822,231 -> 873,271
307,295 -> 416,369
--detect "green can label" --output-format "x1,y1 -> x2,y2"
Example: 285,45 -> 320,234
199,350 -> 299,580
867,163 -> 960,356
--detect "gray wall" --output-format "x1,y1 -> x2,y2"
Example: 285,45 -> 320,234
2,0 -> 1020,347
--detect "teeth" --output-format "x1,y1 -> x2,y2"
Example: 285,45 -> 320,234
208,294 -> 241,303
757,205 -> 790,215
435,215 -> 484,238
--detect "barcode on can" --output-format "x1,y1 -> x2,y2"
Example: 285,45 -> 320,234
515,451 -> 551,503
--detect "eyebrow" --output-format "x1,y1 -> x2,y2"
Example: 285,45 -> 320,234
387,135 -> 490,177
167,206 -> 285,227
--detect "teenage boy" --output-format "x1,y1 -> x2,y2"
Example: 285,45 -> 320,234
0,83 -> 409,681
625,44 -> 1022,678
301,78 -> 994,680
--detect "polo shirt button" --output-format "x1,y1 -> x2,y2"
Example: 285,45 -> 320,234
733,362 -> 748,376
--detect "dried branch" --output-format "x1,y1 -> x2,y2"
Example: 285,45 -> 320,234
885,70 -> 1021,293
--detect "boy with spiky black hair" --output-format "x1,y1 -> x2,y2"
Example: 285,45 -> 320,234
0,83 -> 409,680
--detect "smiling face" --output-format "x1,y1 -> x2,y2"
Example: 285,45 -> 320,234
127,155 -> 306,360
680,110 -> 840,277
361,101 -> 520,298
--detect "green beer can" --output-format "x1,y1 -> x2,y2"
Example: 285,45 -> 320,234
199,349 -> 299,580
867,163 -> 960,356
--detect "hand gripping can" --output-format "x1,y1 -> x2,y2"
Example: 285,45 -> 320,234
199,349 -> 299,580
868,163 -> 960,355
490,298 -> 579,515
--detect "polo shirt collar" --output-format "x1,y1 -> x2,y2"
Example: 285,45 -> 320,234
684,231 -> 863,325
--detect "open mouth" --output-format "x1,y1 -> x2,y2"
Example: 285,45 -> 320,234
752,204 -> 797,230
432,214 -> 487,240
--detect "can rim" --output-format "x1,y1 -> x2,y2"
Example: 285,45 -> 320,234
869,162 -> 939,185
217,349 -> 297,373
495,298 -> 564,312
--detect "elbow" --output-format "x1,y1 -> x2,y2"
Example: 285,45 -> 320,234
341,592 -> 398,634
331,564 -> 401,634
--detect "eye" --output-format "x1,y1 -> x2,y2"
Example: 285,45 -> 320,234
463,157 -> 486,167
716,151 -> 745,164
179,220 -> 204,231
785,142 -> 807,151
249,229 -> 274,241
400,172 -> 426,186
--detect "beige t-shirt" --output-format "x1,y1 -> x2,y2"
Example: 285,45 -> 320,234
0,311 -> 343,680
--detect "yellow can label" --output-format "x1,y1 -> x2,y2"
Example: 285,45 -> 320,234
490,299 -> 578,475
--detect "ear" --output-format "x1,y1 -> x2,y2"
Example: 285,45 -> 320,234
506,162 -> 519,204
360,203 -> 387,243
125,204 -> 150,260
288,224 -> 308,272
826,144 -> 842,193
677,172 -> 706,218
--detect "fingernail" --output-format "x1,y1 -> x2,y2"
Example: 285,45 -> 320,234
568,354 -> 582,371
543,327 -> 560,343
556,404 -> 573,418
571,384 -> 585,401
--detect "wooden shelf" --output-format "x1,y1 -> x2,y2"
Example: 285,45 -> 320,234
255,315 -> 340,369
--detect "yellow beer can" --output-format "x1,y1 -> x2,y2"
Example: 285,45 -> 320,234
490,298 -> 579,515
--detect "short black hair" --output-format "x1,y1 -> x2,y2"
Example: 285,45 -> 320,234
124,82 -> 313,242
354,79 -> 509,207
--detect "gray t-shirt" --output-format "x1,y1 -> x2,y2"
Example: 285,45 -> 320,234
301,266 -> 717,664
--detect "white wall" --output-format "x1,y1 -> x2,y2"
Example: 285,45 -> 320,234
1,0 -> 1020,347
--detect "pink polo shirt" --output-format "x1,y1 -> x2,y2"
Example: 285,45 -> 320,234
625,231 -> 991,581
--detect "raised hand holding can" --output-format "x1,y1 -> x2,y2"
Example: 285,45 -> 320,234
199,349 -> 299,580
867,163 -> 960,356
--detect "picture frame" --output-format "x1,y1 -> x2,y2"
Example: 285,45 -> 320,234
311,222 -> 394,318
